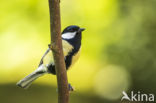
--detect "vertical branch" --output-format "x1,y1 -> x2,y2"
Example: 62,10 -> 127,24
48,0 -> 69,103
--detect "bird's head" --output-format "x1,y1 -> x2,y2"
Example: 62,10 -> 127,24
62,25 -> 85,40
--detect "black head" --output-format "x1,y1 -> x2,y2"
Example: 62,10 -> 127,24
62,25 -> 85,34
62,25 -> 85,49
62,25 -> 85,41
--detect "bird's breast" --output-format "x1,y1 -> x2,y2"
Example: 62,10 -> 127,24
71,49 -> 81,65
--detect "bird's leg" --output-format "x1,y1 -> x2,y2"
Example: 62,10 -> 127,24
68,83 -> 74,92
48,43 -> 59,53
55,83 -> 74,92
48,44 -> 53,50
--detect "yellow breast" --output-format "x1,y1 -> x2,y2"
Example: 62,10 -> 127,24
69,48 -> 81,68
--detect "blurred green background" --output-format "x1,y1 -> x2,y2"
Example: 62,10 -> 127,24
0,0 -> 156,103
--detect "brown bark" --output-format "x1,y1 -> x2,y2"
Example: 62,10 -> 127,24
48,0 -> 69,103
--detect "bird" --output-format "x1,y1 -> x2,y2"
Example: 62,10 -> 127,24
16,25 -> 85,89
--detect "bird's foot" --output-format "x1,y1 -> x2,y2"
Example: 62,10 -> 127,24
68,83 -> 75,92
48,44 -> 53,50
55,83 -> 75,92
48,43 -> 59,52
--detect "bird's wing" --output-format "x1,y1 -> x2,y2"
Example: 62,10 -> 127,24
38,48 -> 50,66
39,40 -> 73,66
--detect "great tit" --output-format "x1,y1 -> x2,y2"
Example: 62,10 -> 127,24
17,25 -> 85,89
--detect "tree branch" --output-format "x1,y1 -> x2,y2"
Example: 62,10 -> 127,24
48,0 -> 69,103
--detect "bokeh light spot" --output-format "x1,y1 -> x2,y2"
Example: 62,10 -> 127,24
94,65 -> 131,100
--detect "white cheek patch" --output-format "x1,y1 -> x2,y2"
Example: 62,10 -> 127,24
62,32 -> 76,39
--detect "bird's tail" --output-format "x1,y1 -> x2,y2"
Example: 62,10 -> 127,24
16,64 -> 48,89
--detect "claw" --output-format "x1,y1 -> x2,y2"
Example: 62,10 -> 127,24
68,83 -> 74,92
56,83 -> 75,92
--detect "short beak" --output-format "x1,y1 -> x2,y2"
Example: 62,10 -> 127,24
80,28 -> 85,32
